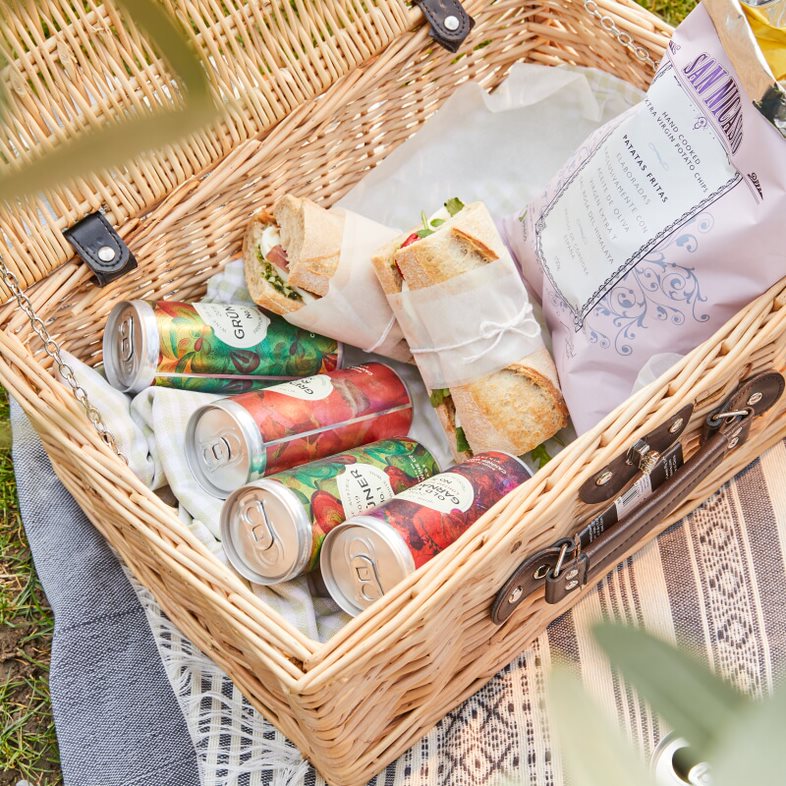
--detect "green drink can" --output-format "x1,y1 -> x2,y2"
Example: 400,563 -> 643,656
103,300 -> 342,394
220,438 -> 439,584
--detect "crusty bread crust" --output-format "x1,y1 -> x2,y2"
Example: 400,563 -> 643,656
371,236 -> 407,296
393,202 -> 507,288
242,212 -> 304,315
451,355 -> 569,456
274,195 -> 343,297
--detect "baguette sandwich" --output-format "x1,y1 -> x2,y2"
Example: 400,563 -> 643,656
243,194 -> 411,362
372,198 -> 569,460
243,195 -> 343,313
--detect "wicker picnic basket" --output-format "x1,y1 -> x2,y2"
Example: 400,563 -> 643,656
1,0 -> 785,783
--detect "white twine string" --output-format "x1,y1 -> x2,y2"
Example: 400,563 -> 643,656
409,302 -> 541,364
363,313 -> 397,355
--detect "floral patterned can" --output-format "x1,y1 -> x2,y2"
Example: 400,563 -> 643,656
103,300 -> 341,394
320,451 -> 531,616
186,363 -> 413,498
220,438 -> 439,584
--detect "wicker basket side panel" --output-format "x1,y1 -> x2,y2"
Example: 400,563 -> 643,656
529,0 -> 669,82
0,0 -> 412,295
0,325 -> 330,740
289,281 -> 786,786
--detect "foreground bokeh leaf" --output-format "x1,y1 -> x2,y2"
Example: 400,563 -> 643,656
710,680 -> 786,786
0,0 -> 219,202
593,623 -> 745,758
548,665 -> 658,786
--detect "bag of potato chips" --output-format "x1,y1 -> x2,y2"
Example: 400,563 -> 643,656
503,0 -> 786,432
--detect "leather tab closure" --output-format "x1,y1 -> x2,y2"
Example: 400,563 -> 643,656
579,404 -> 693,504
545,553 -> 588,604
63,212 -> 137,287
413,0 -> 475,53
491,538 -> 572,624
703,372 -> 785,440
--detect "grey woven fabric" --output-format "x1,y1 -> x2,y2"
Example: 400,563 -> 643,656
10,399 -> 201,786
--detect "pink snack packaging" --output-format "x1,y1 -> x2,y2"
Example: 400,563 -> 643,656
502,0 -> 786,433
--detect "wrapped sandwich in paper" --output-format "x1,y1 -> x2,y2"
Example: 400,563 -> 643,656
243,195 -> 411,362
372,199 -> 568,461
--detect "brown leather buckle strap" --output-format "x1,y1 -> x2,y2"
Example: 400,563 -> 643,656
492,371 -> 784,624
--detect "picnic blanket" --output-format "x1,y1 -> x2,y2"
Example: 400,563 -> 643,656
12,398 -> 786,786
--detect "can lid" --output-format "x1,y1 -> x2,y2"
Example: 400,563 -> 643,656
220,480 -> 313,584
185,400 -> 263,497
652,733 -> 713,786
320,515 -> 415,617
103,300 -> 158,393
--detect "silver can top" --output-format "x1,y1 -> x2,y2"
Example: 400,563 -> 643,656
185,399 -> 263,498
220,480 -> 313,584
652,733 -> 712,786
320,515 -> 415,617
102,300 -> 159,393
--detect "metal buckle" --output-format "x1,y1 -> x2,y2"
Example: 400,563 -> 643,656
552,542 -> 570,578
551,535 -> 581,579
706,408 -> 751,427
627,439 -> 661,474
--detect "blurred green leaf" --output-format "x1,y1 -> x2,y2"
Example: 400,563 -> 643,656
593,623 -> 745,758
0,0 -> 219,202
711,681 -> 786,786
113,0 -> 211,101
548,665 -> 658,786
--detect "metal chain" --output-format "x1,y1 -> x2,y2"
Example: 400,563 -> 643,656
584,0 -> 657,71
0,257 -> 128,463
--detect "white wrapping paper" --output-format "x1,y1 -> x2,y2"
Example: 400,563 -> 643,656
388,252 -> 543,389
337,64 -> 642,229
285,210 -> 408,358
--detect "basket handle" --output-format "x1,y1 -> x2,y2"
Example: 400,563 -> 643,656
492,370 -> 785,624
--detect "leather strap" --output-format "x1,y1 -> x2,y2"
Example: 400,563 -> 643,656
63,211 -> 137,287
492,371 -> 784,623
545,423 -> 737,602
413,0 -> 475,53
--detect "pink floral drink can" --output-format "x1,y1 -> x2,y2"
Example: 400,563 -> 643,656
186,363 -> 413,498
220,438 -> 439,584
103,300 -> 342,394
320,451 -> 531,616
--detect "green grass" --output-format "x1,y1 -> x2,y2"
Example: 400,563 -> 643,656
636,0 -> 697,26
0,390 -> 61,786
0,1 -> 695,783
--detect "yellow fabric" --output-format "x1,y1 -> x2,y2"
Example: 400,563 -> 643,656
743,3 -> 786,80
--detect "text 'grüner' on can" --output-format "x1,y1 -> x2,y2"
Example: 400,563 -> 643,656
220,438 -> 440,584
103,300 -> 342,394
186,363 -> 413,498
320,451 -> 532,616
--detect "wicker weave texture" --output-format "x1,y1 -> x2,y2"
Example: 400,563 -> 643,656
2,1 -> 784,785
